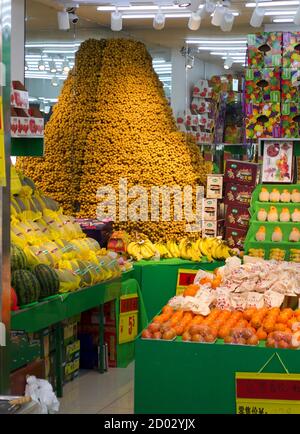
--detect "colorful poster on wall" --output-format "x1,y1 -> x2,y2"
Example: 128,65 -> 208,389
262,141 -> 294,183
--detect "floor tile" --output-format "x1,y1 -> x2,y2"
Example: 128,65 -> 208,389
98,406 -> 134,414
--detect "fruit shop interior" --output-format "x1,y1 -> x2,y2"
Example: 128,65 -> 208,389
1,0 -> 300,415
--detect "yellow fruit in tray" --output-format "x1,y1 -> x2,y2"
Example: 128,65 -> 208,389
272,227 -> 283,242
270,188 -> 280,203
259,187 -> 270,202
291,189 -> 300,203
257,208 -> 267,222
256,226 -> 266,242
280,189 -> 291,203
292,208 -> 300,222
289,227 -> 300,243
267,206 -> 278,222
279,207 -> 290,222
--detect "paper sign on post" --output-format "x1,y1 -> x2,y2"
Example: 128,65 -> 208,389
118,293 -> 138,344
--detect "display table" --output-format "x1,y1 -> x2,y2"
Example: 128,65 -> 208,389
134,337 -> 300,414
132,259 -> 224,321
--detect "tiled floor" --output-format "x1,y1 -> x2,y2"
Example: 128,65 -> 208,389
58,363 -> 134,414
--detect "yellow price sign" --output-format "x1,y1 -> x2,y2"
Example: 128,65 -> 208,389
118,293 -> 138,344
236,372 -> 300,414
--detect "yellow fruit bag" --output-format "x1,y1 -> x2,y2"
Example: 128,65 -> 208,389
56,269 -> 81,293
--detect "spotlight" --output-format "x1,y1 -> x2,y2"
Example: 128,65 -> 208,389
51,76 -> 59,87
205,0 -> 216,14
111,8 -> 122,31
176,0 -> 192,7
294,6 -> 300,25
153,9 -> 165,30
221,11 -> 235,31
69,12 -> 79,24
188,11 -> 202,30
25,60 -> 28,71
189,0 -> 202,12
211,2 -> 225,26
62,58 -> 70,73
250,6 -> 265,27
49,60 -> 57,73
57,10 -> 70,30
38,57 -> 45,71
224,56 -> 234,69
186,55 -> 194,69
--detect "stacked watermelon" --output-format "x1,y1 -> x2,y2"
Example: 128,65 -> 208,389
11,243 -> 27,272
34,264 -> 59,299
12,269 -> 41,306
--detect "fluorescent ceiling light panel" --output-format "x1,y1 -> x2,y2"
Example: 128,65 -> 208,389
97,5 -> 203,11
43,50 -> 76,54
186,39 -> 247,44
123,13 -> 190,18
265,10 -> 297,15
25,43 -> 81,48
246,1 -> 299,6
273,17 -> 294,22
210,51 -> 246,55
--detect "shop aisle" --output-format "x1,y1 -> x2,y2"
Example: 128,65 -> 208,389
58,363 -> 134,414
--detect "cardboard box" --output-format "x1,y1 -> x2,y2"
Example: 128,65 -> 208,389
65,340 -> 80,363
225,226 -> 248,250
191,98 -> 211,114
283,32 -> 300,68
207,174 -> 223,199
11,81 -> 29,109
104,326 -> 117,368
245,68 -> 281,104
247,32 -> 282,69
224,183 -> 255,206
11,106 -> 44,138
203,198 -> 224,221
282,102 -> 300,138
281,68 -> 300,103
225,204 -> 251,230
193,79 -> 212,98
202,219 -> 224,238
245,102 -> 281,140
224,160 -> 261,186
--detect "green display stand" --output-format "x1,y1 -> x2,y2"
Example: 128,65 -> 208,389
116,278 -> 148,368
132,259 -> 224,320
134,337 -> 300,414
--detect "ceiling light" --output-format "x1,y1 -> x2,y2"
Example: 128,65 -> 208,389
211,2 -> 225,26
265,10 -> 298,15
176,0 -> 192,7
97,5 -> 195,11
25,60 -> 28,71
153,8 -> 165,29
186,39 -> 247,44
39,100 -> 45,112
38,58 -> 45,71
111,8 -> 122,31
189,0 -> 202,12
62,59 -> 70,73
250,6 -> 265,27
51,76 -> 60,87
224,56 -> 234,70
57,10 -> 70,30
211,51 -> 245,55
246,1 -> 299,7
273,18 -> 294,22
188,10 -> 202,30
123,13 -> 190,18
49,60 -> 57,73
205,0 -> 216,14
294,5 -> 300,24
69,13 -> 79,24
221,11 -> 235,31
186,55 -> 194,69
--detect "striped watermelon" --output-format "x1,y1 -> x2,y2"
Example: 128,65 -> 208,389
11,244 -> 27,271
34,264 -> 60,299
11,269 -> 40,305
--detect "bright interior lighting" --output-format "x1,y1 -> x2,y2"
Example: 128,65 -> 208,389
265,10 -> 298,15
186,39 -> 247,44
123,13 -> 190,18
97,5 -> 203,11
273,17 -> 294,22
246,1 -> 299,6
25,43 -> 81,48
210,51 -> 246,55
43,50 -> 76,54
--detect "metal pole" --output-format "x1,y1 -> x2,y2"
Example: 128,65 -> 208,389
0,0 -> 11,395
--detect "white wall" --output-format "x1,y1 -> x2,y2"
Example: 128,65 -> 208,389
171,48 -> 224,118
11,0 -> 25,82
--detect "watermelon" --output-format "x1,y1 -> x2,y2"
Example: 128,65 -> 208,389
11,244 -> 27,271
11,269 -> 40,306
34,264 -> 60,299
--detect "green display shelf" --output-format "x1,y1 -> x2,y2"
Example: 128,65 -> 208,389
132,259 -> 224,320
11,137 -> 44,157
11,277 -> 121,333
134,337 -> 300,414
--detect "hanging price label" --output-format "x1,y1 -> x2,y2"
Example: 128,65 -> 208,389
118,293 -> 138,344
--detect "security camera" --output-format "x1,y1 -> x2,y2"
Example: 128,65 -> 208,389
69,12 -> 79,24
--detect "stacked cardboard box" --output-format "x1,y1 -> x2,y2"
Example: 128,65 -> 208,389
223,160 -> 261,250
203,174 -> 224,238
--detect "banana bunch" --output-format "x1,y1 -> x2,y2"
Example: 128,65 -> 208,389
166,240 -> 181,258
154,241 -> 172,259
290,249 -> 300,263
248,248 -> 265,259
179,238 -> 202,262
127,239 -> 157,261
187,237 -> 232,262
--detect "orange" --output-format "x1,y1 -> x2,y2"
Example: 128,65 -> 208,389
256,328 -> 267,340
274,323 -> 286,332
183,284 -> 199,297
162,305 -> 173,315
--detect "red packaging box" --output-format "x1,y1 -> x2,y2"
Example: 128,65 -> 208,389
224,183 -> 255,206
225,204 -> 251,230
104,326 -> 117,368
224,160 -> 261,186
225,227 -> 248,250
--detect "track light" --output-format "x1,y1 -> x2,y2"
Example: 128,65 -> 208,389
176,0 -> 192,7
153,8 -> 165,30
189,0 -> 202,12
224,56 -> 234,70
51,76 -> 59,87
186,55 -> 194,69
205,0 -> 216,14
250,5 -> 265,27
69,13 -> 79,24
111,8 -> 122,31
188,11 -> 202,30
221,11 -> 235,31
57,10 -> 70,30
49,60 -> 57,73
38,57 -> 45,71
211,2 -> 225,26
294,6 -> 300,25
62,58 -> 70,73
